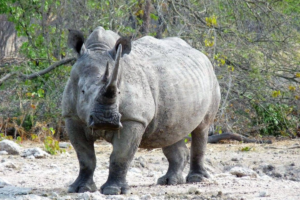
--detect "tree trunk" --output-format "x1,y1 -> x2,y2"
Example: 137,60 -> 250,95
0,15 -> 18,60
141,0 -> 151,35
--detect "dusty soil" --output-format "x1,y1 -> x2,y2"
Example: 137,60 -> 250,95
1,139 -> 300,200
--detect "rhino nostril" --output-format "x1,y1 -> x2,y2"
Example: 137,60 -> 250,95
89,115 -> 95,127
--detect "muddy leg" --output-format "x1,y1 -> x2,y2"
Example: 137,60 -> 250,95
186,125 -> 210,182
66,118 -> 97,193
157,139 -> 189,185
100,121 -> 144,195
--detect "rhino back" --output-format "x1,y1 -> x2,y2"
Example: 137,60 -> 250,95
125,36 -> 220,148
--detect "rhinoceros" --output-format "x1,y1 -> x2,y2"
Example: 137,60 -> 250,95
62,26 -> 220,195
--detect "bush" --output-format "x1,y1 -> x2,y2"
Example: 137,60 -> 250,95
250,102 -> 297,136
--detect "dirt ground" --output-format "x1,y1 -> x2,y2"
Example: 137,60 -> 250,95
0,139 -> 300,200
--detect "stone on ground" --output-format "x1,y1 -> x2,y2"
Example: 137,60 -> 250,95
21,148 -> 49,158
230,166 -> 258,178
0,140 -> 21,155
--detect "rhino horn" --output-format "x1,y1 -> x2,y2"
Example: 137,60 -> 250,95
106,44 -> 122,90
101,61 -> 110,83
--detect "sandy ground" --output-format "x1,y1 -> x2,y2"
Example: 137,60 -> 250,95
0,139 -> 300,200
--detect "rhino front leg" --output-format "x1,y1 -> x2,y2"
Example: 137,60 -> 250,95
157,139 -> 189,185
186,125 -> 210,183
66,118 -> 97,193
100,121 -> 144,195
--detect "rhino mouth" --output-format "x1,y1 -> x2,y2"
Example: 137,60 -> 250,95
88,106 -> 122,130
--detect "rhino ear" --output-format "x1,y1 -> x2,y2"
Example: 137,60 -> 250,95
67,29 -> 85,55
108,37 -> 131,60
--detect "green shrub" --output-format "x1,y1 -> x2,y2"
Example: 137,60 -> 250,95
44,136 -> 61,155
251,102 -> 297,136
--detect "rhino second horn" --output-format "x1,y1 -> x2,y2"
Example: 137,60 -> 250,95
80,44 -> 87,55
106,44 -> 122,90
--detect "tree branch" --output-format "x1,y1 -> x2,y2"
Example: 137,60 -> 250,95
185,132 -> 272,144
0,72 -> 18,85
207,132 -> 272,144
0,57 -> 76,85
21,57 -> 76,79
275,74 -> 300,84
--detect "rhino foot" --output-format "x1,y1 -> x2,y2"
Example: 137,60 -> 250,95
100,182 -> 129,195
157,174 -> 185,185
186,170 -> 210,183
68,181 -> 97,193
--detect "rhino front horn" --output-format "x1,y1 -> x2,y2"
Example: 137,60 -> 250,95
106,44 -> 122,90
102,62 -> 110,83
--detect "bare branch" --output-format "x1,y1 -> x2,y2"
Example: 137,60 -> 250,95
275,74 -> 300,84
0,72 -> 18,85
0,57 -> 76,85
208,132 -> 272,144
21,57 -> 76,79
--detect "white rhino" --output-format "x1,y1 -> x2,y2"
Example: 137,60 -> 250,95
62,26 -> 220,195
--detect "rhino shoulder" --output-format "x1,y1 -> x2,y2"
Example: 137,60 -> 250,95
62,79 -> 76,118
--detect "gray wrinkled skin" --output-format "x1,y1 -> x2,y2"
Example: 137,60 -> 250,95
62,26 -> 221,195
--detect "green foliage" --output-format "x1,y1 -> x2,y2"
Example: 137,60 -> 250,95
16,136 -> 22,144
239,146 -> 253,152
250,102 -> 297,136
0,133 -> 13,141
44,136 -> 62,155
0,133 -> 5,140
0,0 -> 299,140
22,114 -> 34,131
184,133 -> 191,143
43,126 -> 64,155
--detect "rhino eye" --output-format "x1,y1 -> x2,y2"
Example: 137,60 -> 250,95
82,90 -> 85,94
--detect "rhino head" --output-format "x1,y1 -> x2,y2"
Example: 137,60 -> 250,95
67,29 -> 131,130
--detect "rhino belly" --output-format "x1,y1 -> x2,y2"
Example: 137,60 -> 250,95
140,108 -> 207,149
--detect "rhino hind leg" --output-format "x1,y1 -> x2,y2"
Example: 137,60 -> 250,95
186,124 -> 210,183
66,119 -> 97,193
157,139 -> 189,185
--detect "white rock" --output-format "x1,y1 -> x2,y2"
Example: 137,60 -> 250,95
0,151 -> 8,155
129,167 -> 142,174
59,142 -> 71,148
229,167 -> 258,178
140,194 -> 152,200
50,164 -> 58,168
188,187 -> 201,194
15,194 -> 47,200
60,152 -> 71,158
0,161 -> 18,169
259,175 -> 271,180
51,192 -> 60,198
26,155 -> 35,159
215,173 -> 235,178
0,177 -> 11,187
90,191 -> 106,200
78,192 -> 91,200
106,195 -> 125,200
58,196 -> 72,200
21,147 -> 49,158
241,176 -> 250,180
146,171 -> 155,177
0,140 -> 21,155
128,195 -> 140,200
259,191 -> 270,197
